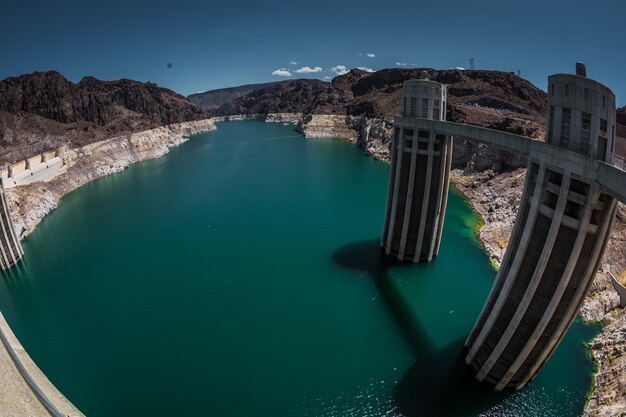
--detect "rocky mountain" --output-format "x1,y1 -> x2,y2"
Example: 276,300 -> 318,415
0,71 -> 209,164
617,106 -> 626,137
212,79 -> 333,116
617,106 -> 626,125
188,81 -> 283,111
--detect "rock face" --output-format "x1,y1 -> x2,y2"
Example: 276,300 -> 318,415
0,71 -> 209,164
617,106 -> 626,126
586,310 -> 626,417
617,107 -> 626,154
212,79 -> 333,116
188,81 -> 283,111
297,115 -> 357,139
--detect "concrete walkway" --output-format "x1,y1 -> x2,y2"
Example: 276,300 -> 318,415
0,311 -> 83,417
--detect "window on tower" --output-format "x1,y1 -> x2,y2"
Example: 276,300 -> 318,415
560,108 -> 571,149
580,112 -> 591,155
600,119 -> 608,132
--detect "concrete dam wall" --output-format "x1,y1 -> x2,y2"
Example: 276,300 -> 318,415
0,147 -> 66,189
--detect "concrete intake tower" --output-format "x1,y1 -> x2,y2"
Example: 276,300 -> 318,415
382,64 -> 624,390
0,180 -> 23,270
465,66 -> 618,390
381,80 -> 453,261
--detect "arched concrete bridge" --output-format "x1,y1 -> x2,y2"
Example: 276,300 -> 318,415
382,64 -> 624,390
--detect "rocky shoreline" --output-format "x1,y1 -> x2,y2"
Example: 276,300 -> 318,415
5,118 -> 216,239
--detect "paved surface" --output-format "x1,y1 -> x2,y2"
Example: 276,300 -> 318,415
0,311 -> 83,417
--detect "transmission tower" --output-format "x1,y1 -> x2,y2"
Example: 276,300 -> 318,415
469,58 -> 475,70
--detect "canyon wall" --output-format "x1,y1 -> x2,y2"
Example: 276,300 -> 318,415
0,71 -> 210,165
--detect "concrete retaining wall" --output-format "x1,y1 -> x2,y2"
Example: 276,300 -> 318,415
0,311 -> 83,416
0,147 -> 65,189
609,273 -> 626,308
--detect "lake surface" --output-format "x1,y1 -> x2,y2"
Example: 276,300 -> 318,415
0,121 -> 600,416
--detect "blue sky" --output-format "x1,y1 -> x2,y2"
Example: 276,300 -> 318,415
1,0 -> 625,105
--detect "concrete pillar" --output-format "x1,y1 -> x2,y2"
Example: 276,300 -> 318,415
383,129 -> 405,254
398,132 -> 419,259
0,181 -> 23,271
465,150 -> 617,389
430,137 -> 453,258
497,183 -> 600,389
476,169 -> 572,382
413,135 -> 435,262
56,146 -> 66,162
466,164 -> 547,363
381,128 -> 399,248
465,66 -> 618,390
381,79 -> 452,262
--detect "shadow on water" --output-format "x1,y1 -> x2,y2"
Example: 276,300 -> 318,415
1,260 -> 30,284
332,239 -> 509,417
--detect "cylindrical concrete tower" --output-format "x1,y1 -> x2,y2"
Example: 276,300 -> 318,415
546,64 -> 617,162
0,179 -> 23,270
465,64 -> 618,390
381,79 -> 453,262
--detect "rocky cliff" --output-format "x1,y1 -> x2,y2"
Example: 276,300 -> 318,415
188,81 -> 283,111
617,106 -> 626,145
0,71 -> 209,164
617,106 -> 626,126
212,79 -> 334,116
0,70 -> 217,239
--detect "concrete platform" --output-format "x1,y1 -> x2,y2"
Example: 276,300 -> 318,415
0,311 -> 83,417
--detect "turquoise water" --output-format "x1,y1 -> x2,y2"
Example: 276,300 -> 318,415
0,121 -> 600,416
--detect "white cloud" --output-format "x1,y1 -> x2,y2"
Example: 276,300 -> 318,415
324,76 -> 331,79
452,67 -> 465,70
357,66 -> 375,73
289,61 -> 298,65
331,65 -> 349,76
295,66 -> 323,74
396,62 -> 407,66
367,53 -> 375,58
272,69 -> 292,77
